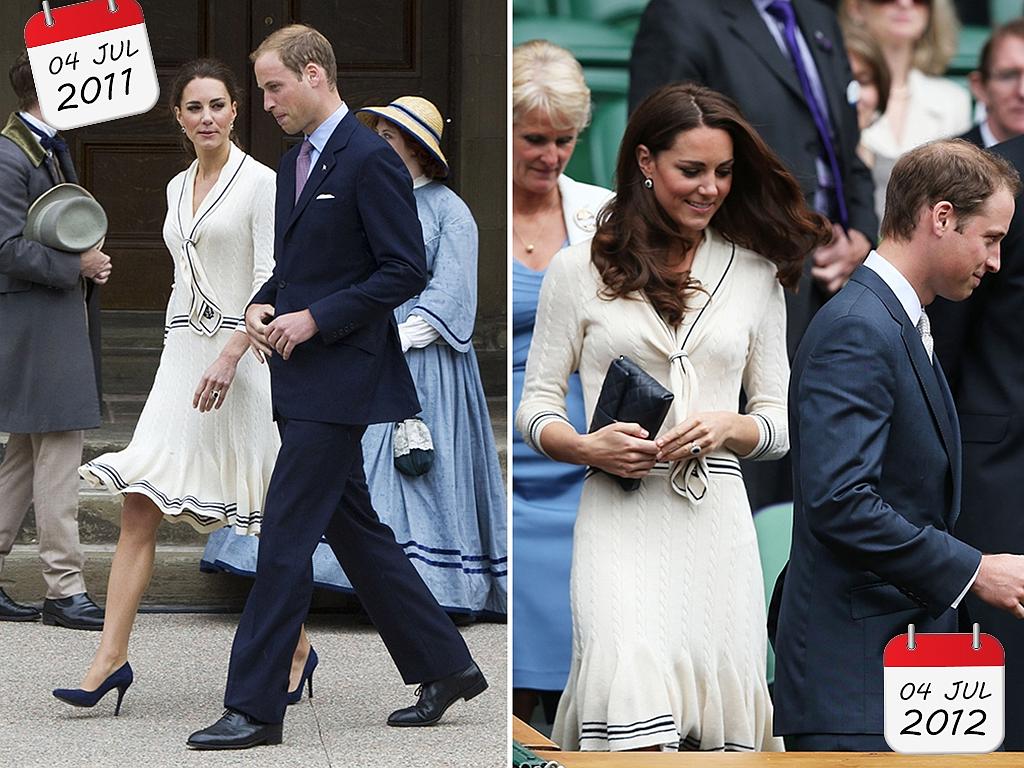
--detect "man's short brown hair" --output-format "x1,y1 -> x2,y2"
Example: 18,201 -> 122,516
9,51 -> 37,111
250,24 -> 337,89
880,139 -> 1022,242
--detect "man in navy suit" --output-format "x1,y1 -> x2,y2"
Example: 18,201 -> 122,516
187,25 -> 486,750
772,139 -> 1024,751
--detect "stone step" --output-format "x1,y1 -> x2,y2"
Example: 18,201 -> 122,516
1,544 -> 364,611
1,544 -> 251,610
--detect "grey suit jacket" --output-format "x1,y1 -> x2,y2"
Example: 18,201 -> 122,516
0,112 -> 101,432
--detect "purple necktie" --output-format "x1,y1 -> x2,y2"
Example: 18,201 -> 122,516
295,138 -> 313,202
766,0 -> 849,230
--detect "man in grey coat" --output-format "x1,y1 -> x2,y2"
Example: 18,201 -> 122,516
0,52 -> 110,630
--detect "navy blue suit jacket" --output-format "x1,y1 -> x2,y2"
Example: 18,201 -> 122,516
772,265 -> 982,735
251,111 -> 426,425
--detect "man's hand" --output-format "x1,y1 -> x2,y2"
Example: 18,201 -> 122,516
80,247 -> 112,285
971,553 -> 1024,619
245,303 -> 275,362
811,225 -> 871,295
266,309 -> 318,361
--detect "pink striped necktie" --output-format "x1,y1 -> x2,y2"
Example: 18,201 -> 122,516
295,138 -> 313,202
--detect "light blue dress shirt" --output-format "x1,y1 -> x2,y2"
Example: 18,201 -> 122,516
302,102 -> 349,180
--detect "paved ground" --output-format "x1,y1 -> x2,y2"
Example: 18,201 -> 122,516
0,613 -> 507,768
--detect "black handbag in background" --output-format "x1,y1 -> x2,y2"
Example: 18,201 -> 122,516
588,355 -> 674,491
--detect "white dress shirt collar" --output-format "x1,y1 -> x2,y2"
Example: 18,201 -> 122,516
306,101 -> 348,155
980,120 -> 1000,149
864,250 -> 922,327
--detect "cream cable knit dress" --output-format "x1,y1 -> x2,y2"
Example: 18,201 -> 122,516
516,228 -> 787,752
81,144 -> 279,535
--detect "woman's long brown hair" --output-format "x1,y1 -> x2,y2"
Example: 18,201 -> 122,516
592,83 -> 831,326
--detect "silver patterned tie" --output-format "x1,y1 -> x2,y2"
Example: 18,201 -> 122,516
917,309 -> 934,363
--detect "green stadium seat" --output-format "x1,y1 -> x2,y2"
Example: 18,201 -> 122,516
565,0 -> 648,34
513,0 -> 555,17
950,25 -> 991,76
567,96 -> 627,188
512,17 -> 634,67
990,0 -> 1024,25
752,502 -> 793,686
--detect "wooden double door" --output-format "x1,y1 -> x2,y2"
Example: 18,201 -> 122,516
66,0 -> 458,309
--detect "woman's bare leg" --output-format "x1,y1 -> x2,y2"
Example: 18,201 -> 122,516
79,493 -> 163,690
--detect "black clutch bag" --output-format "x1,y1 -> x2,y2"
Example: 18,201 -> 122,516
588,355 -> 674,491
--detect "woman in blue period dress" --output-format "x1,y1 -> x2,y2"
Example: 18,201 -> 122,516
511,40 -> 614,725
202,96 -> 507,617
517,83 -> 830,752
57,60 -> 311,710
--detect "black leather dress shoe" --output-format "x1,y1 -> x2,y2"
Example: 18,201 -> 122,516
41,592 -> 104,630
387,661 -> 488,727
0,588 -> 39,621
187,709 -> 283,750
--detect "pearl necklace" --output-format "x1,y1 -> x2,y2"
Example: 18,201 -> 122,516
513,201 -> 562,255
512,227 -> 537,254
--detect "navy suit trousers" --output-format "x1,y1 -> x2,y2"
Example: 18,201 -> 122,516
224,417 -> 472,723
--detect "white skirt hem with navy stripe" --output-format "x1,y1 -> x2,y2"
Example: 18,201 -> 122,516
79,326 -> 278,537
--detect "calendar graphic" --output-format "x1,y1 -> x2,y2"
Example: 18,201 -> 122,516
884,624 -> 1004,754
24,0 -> 159,130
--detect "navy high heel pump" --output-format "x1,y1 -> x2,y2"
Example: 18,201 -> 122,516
287,647 -> 318,705
53,662 -> 134,716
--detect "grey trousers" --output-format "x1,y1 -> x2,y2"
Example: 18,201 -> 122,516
0,431 -> 86,599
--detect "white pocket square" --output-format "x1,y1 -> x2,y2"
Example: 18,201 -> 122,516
315,193 -> 335,200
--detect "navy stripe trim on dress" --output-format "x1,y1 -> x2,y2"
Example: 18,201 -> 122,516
407,552 -> 507,576
526,410 -> 569,452
581,716 -> 678,742
585,456 -> 742,481
410,305 -> 473,346
174,155 -> 248,335
679,734 -> 755,751
746,413 -> 774,460
312,536 -> 507,576
165,314 -> 244,332
582,714 -> 676,732
83,461 -> 262,528
679,242 -> 736,350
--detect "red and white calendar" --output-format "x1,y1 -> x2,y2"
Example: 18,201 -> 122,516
884,625 -> 1004,754
24,0 -> 159,130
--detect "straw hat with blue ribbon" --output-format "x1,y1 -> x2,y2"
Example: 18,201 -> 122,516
357,96 -> 448,176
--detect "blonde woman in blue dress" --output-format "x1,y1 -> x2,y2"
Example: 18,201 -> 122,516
53,59 -> 311,714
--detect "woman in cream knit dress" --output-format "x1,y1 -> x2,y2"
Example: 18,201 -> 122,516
516,84 -> 830,752
59,60 -> 309,708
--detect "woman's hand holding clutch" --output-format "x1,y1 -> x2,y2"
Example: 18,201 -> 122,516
579,422 -> 660,479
